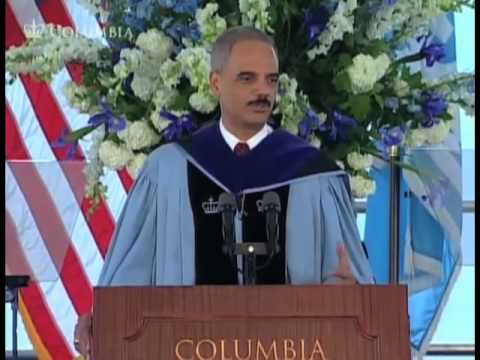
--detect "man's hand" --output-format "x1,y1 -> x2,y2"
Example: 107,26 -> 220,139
332,243 -> 357,284
74,313 -> 93,359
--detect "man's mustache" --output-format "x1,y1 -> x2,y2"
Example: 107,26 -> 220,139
247,99 -> 271,107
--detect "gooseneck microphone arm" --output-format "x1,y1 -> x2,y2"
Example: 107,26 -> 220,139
262,191 -> 281,257
218,192 -> 237,257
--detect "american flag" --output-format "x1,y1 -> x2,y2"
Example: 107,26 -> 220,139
5,1 -> 132,358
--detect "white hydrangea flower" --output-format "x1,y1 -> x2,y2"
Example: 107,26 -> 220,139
120,48 -> 143,71
159,59 -> 183,89
424,120 -> 453,144
346,53 -> 391,94
336,160 -> 345,170
239,0 -> 273,32
196,3 -> 227,45
189,92 -> 218,113
127,153 -> 148,179
150,112 -> 171,133
273,74 -> 307,134
113,61 -> 130,79
349,175 -> 376,198
136,29 -> 173,62
152,87 -> 179,110
346,152 -> 374,170
393,78 -> 410,97
63,81 -> 99,113
177,47 -> 211,91
98,140 -> 133,169
405,127 -> 428,147
131,74 -> 157,101
123,120 -> 161,150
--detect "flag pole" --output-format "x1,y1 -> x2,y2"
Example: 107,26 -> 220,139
389,145 -> 401,284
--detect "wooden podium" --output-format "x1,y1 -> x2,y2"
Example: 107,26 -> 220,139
92,285 -> 410,359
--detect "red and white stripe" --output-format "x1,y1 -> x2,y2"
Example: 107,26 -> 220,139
6,1 -> 133,358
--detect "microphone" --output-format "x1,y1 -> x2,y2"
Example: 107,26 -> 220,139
218,192 -> 237,255
262,191 -> 281,255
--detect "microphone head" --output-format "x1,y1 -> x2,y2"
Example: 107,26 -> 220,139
262,191 -> 281,211
218,192 -> 237,211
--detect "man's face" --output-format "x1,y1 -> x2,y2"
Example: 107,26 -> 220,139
210,40 -> 279,128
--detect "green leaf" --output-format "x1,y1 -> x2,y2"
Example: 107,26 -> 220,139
373,82 -> 384,93
68,125 -> 98,142
116,97 -> 149,120
366,39 -> 389,57
336,53 -> 353,70
373,93 -> 384,110
406,71 -> 423,88
170,93 -> 191,111
83,65 -> 98,87
313,58 -> 329,75
343,33 -> 355,51
347,94 -> 371,121
439,112 -> 454,121
333,71 -> 351,92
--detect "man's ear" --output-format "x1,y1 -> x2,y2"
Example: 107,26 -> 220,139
210,71 -> 221,97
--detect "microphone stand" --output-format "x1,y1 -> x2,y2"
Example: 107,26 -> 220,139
232,243 -> 268,285
6,275 -> 30,360
219,192 -> 280,285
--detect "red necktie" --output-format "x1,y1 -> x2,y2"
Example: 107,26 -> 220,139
233,142 -> 250,156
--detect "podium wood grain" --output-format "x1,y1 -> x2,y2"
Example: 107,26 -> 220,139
92,285 -> 410,360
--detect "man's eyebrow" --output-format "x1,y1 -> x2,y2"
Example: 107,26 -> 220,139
236,72 -> 279,77
237,71 -> 257,76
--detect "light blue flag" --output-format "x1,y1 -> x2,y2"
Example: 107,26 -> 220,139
364,12 -> 463,357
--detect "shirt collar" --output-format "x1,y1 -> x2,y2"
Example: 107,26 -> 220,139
219,118 -> 273,151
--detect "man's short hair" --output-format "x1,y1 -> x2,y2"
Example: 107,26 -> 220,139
210,26 -> 278,72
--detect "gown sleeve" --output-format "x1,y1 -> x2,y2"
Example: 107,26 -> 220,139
97,162 -> 159,286
286,173 -> 374,284
319,175 -> 374,284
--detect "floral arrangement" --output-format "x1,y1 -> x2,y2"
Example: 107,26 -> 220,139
6,0 -> 475,206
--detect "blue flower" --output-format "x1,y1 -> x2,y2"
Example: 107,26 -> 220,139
384,0 -> 397,5
379,125 -> 405,147
165,22 -> 201,45
88,100 -> 127,133
159,109 -> 196,141
319,110 -> 358,142
421,91 -> 447,127
298,108 -> 323,141
384,97 -> 400,111
156,0 -> 201,14
172,0 -> 201,14
135,1 -> 155,20
304,7 -> 330,46
419,36 -> 445,67
52,129 -> 80,160
123,12 -> 147,32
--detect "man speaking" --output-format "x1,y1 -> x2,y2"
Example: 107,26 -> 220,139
74,26 -> 374,358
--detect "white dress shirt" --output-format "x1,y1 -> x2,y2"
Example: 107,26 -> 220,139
219,118 -> 273,151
